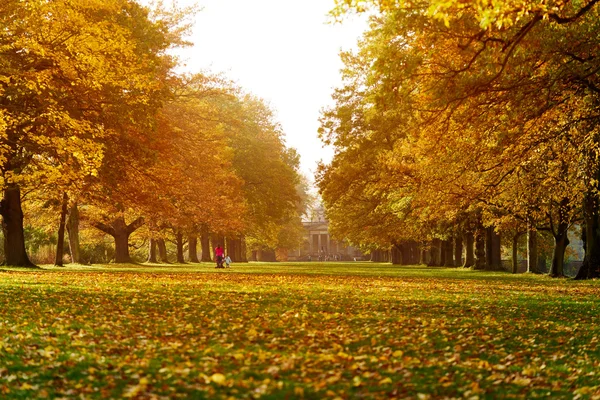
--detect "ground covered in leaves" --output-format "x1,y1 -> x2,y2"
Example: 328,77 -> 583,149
0,262 -> 599,399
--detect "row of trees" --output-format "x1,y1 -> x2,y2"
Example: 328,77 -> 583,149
0,0 -> 306,266
319,0 -> 600,278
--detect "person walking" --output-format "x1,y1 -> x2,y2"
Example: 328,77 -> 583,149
215,245 -> 224,268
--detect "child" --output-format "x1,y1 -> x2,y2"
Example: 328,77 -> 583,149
224,255 -> 232,268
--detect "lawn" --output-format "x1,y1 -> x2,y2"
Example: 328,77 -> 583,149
0,262 -> 599,399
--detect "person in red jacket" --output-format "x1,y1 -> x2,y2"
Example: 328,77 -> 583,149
215,245 -> 224,268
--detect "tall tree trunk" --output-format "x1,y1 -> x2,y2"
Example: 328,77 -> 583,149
463,232 -> 474,268
550,229 -> 569,277
440,240 -> 447,266
485,227 -> 493,269
157,238 -> 168,263
200,230 -> 211,262
527,225 -> 539,273
512,233 -> 519,274
474,228 -> 486,270
55,192 -> 69,266
576,182 -> 600,279
176,232 -> 185,263
549,199 -> 571,278
429,239 -> 441,266
443,239 -> 454,267
240,236 -> 248,262
147,238 -> 158,263
391,244 -> 402,265
226,237 -> 236,262
66,202 -> 81,264
188,236 -> 199,263
454,236 -> 463,267
1,185 -> 35,267
413,242 -> 420,264
491,230 -> 502,270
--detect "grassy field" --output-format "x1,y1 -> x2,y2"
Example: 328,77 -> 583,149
0,262 -> 599,399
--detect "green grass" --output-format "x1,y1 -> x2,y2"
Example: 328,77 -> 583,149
0,262 -> 599,399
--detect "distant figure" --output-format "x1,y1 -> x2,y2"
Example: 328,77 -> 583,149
308,255 -> 312,261
224,255 -> 232,268
215,245 -> 224,268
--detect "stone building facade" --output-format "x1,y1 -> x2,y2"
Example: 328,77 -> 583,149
287,206 -> 363,261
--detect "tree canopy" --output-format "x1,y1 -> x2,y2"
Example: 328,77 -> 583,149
319,0 -> 600,277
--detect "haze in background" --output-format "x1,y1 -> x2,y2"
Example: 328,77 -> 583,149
169,0 -> 368,179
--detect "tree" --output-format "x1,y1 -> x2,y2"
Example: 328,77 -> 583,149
320,0 -> 600,276
0,0 -> 189,265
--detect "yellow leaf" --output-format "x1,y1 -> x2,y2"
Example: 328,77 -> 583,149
210,373 -> 226,385
513,377 -> 531,386
379,377 -> 393,385
393,350 -> 403,358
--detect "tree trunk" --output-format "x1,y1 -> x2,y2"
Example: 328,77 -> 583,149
443,239 -> 454,266
93,216 -> 144,263
240,236 -> 248,262
440,240 -> 447,266
463,232 -> 474,268
485,227 -> 493,269
147,238 -> 158,263
420,242 -> 427,265
411,241 -> 419,264
454,236 -> 463,267
55,192 -> 69,266
112,217 -> 132,263
391,244 -> 402,265
371,249 -> 384,262
474,228 -> 486,270
257,249 -> 276,262
429,239 -> 441,266
176,232 -> 185,263
66,202 -> 81,264
114,231 -> 130,263
0,185 -> 35,267
550,224 -> 569,277
157,238 -> 169,263
226,237 -> 237,262
576,185 -> 600,279
512,234 -> 519,274
188,236 -> 199,263
491,230 -> 502,270
200,230 -> 211,262
527,226 -> 539,273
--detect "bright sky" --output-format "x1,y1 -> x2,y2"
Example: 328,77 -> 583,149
168,0 -> 368,180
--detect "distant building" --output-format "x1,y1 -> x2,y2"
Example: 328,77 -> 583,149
287,205 -> 363,261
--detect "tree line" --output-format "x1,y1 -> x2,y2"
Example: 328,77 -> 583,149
318,0 -> 600,278
0,0 -> 306,266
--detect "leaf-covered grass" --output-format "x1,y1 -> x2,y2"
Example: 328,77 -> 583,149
0,262 -> 599,399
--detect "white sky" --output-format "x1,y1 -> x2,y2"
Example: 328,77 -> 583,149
166,0 -> 368,180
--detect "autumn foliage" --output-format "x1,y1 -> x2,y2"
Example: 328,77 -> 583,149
319,0 -> 600,278
0,0 -> 305,265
